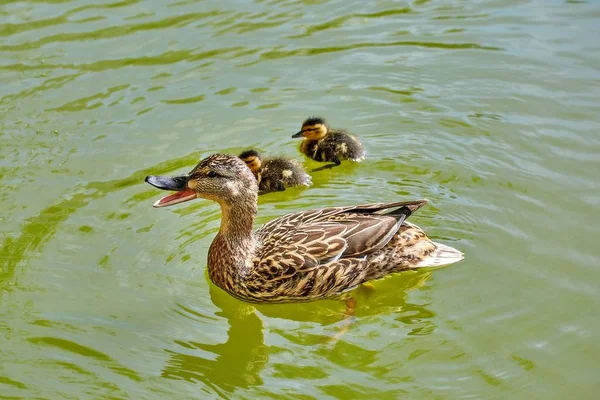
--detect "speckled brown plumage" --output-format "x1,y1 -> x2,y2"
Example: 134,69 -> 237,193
146,154 -> 464,303
293,117 -> 366,166
239,149 -> 311,193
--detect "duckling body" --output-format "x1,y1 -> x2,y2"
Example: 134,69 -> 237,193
146,154 -> 464,304
239,149 -> 311,193
293,117 -> 366,166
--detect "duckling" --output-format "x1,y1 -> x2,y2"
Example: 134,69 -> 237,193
145,154 -> 464,303
238,149 -> 312,193
292,116 -> 366,168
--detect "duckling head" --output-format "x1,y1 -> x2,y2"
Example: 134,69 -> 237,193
146,154 -> 258,208
238,149 -> 263,175
292,116 -> 328,140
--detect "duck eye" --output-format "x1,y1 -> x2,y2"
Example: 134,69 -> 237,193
207,171 -> 218,178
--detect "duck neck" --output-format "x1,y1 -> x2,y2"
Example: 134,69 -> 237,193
219,200 -> 256,239
300,138 -> 319,157
207,199 -> 257,290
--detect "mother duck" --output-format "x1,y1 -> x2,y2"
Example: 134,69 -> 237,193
146,154 -> 463,303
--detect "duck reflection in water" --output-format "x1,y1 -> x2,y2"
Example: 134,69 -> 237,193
161,284 -> 267,393
160,270 -> 435,395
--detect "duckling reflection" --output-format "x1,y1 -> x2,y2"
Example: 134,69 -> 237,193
292,116 -> 366,170
238,149 -> 312,194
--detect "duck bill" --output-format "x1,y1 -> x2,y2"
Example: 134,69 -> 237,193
145,175 -> 197,208
291,131 -> 304,138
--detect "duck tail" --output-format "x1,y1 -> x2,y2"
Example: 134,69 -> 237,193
414,242 -> 464,268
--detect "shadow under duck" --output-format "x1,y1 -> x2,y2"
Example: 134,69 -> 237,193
238,149 -> 311,194
292,116 -> 366,168
145,154 -> 463,303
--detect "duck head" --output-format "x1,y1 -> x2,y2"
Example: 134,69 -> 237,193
146,154 -> 258,208
238,149 -> 263,175
292,116 -> 328,140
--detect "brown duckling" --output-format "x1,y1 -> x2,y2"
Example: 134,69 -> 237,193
238,149 -> 312,193
292,116 -> 366,167
146,154 -> 464,303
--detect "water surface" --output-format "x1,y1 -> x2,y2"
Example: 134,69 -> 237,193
1,0 -> 599,398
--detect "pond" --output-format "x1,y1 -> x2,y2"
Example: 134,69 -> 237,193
1,0 -> 598,398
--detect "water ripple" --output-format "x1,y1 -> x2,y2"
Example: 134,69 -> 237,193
1,0 -> 599,398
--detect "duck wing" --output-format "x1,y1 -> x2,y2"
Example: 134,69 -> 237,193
253,199 -> 428,281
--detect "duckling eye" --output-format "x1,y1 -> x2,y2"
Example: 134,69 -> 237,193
207,171 -> 218,178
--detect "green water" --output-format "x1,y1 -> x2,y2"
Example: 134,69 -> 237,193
1,0 -> 599,398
